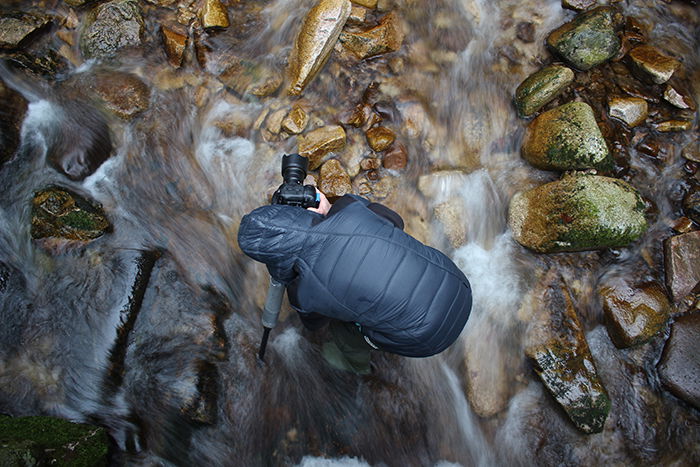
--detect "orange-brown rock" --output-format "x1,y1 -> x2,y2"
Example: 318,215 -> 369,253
366,126 -> 395,152
319,159 -> 352,200
161,26 -> 187,68
200,0 -> 229,29
281,105 -> 309,134
382,143 -> 407,170
627,45 -> 680,84
340,11 -> 403,59
350,0 -> 377,8
287,0 -> 351,96
298,125 -> 346,170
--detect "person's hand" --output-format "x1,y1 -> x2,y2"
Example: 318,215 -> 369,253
307,188 -> 331,215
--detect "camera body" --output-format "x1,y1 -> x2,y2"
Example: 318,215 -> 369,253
271,154 -> 320,208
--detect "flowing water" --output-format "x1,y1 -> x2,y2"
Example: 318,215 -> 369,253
0,0 -> 699,465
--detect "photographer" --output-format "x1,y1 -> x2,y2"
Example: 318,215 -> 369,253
238,158 -> 472,375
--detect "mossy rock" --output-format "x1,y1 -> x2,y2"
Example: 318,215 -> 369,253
31,186 -> 111,242
508,173 -> 648,253
514,65 -> 574,117
521,101 -> 611,172
0,414 -> 109,467
546,6 -> 621,71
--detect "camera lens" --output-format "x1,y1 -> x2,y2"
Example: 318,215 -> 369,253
281,154 -> 308,185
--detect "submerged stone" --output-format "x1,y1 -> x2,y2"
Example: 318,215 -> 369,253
627,45 -> 680,84
658,312 -> 700,409
340,11 -> 404,60
0,78 -> 28,166
608,96 -> 648,128
654,120 -> 691,133
508,173 -> 648,253
0,12 -> 50,50
298,125 -> 346,170
0,414 -> 109,466
664,230 -> 700,303
31,186 -> 111,242
219,59 -> 283,99
286,0 -> 351,96
521,101 -> 611,171
319,158 -> 352,200
525,273 -> 610,434
546,6 -> 621,70
89,71 -> 151,120
80,0 -> 145,60
599,279 -> 670,348
514,65 -> 574,117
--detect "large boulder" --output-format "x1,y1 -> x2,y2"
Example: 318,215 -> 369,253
286,0 -> 351,96
31,186 -> 111,243
657,312 -> 700,409
0,78 -> 28,166
508,173 -> 648,253
0,415 -> 109,466
664,231 -> 700,303
0,12 -> 50,50
521,101 -> 611,171
524,272 -> 611,434
80,0 -> 145,60
546,6 -> 621,70
514,65 -> 574,117
599,278 -> 670,348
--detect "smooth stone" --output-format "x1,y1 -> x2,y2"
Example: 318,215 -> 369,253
599,279 -> 670,348
382,143 -> 407,170
514,65 -> 574,117
339,11 -> 404,60
366,126 -> 395,152
658,312 -> 700,409
664,231 -> 700,303
627,45 -> 681,84
0,12 -> 50,49
80,0 -> 144,60
521,101 -> 611,171
508,173 -> 648,253
654,120 -> 692,133
90,71 -> 151,120
546,6 -> 621,70
608,96 -> 648,127
298,125 -> 346,170
161,26 -> 187,68
286,0 -> 351,96
319,159 -> 353,200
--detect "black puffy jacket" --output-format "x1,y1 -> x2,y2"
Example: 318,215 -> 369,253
238,194 -> 472,357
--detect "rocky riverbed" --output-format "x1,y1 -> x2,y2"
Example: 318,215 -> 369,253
0,0 -> 699,465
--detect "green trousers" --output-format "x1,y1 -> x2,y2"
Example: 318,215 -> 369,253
322,320 -> 372,374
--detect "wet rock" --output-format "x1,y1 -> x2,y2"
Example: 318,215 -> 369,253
664,231 -> 700,303
658,312 -> 700,409
626,45 -> 681,84
200,0 -> 229,29
31,186 -> 111,242
366,126 -> 395,152
521,102 -> 611,171
46,100 -> 113,181
682,140 -> 700,163
161,26 -> 187,68
524,273 -> 611,434
562,0 -> 597,11
0,12 -> 51,50
340,11 -> 404,60
514,65 -> 574,117
181,360 -> 219,425
663,83 -> 696,110
89,71 -> 150,120
0,78 -> 28,166
382,142 -> 407,170
546,7 -> 620,70
347,5 -> 368,24
80,0 -> 145,60
298,125 -> 346,170
508,173 -> 648,253
281,104 -> 309,134
319,159 -> 352,200
360,157 -> 381,171
434,198 -> 466,248
608,96 -> 648,127
654,120 -> 692,133
0,415 -> 108,466
286,0 -> 352,96
599,278 -> 670,348
350,0 -> 376,7
516,22 -> 536,43
682,186 -> 700,224
219,59 -> 283,99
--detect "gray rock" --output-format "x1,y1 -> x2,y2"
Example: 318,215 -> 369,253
514,65 -> 574,117
521,101 -> 611,171
80,0 -> 144,60
508,173 -> 648,253
664,231 -> 700,303
658,312 -> 700,409
546,6 -> 621,70
0,12 -> 50,50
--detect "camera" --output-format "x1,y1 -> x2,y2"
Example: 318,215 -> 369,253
271,154 -> 320,208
